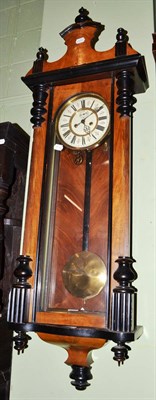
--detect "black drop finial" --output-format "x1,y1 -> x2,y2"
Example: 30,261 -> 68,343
75,7 -> 92,23
70,365 -> 92,390
111,343 -> 131,366
13,331 -> 31,355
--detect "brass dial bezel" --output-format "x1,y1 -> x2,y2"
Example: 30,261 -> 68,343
54,92 -> 110,150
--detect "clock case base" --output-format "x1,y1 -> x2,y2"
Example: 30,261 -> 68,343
8,321 -> 143,389
8,321 -> 143,343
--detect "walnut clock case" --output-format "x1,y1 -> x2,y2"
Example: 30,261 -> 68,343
7,8 -> 149,390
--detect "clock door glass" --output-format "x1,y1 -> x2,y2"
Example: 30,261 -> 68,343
37,131 -> 111,327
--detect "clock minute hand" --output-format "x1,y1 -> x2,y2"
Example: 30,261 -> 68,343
74,111 -> 94,128
81,111 -> 94,124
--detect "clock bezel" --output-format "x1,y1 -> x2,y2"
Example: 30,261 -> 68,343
54,92 -> 110,150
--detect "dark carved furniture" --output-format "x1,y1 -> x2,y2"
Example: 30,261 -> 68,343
153,0 -> 156,60
0,122 -> 29,399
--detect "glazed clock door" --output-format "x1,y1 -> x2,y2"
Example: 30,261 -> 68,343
36,79 -> 112,332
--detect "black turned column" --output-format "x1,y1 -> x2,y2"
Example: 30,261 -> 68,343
7,255 -> 33,355
30,84 -> 48,127
110,256 -> 138,365
115,28 -> 137,118
7,255 -> 32,324
23,47 -> 49,128
111,256 -> 137,332
116,70 -> 137,117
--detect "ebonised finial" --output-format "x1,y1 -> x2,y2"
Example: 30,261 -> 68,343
115,28 -> 129,56
36,47 -> 49,61
70,365 -> 92,390
116,28 -> 128,43
13,331 -> 31,355
75,7 -> 92,23
32,47 -> 49,73
111,343 -> 131,366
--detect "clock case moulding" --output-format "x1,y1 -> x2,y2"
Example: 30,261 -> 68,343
7,8 -> 149,391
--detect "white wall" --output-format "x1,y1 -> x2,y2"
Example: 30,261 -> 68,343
0,0 -> 45,251
9,1 -> 155,399
0,0 -> 44,133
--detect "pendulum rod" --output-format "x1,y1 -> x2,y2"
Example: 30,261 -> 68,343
82,150 -> 92,251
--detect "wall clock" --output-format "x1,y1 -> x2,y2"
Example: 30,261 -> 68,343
7,8 -> 149,390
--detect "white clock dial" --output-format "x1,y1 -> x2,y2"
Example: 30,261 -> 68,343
55,93 -> 110,150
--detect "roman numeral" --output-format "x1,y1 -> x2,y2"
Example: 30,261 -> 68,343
82,136 -> 86,145
71,104 -> 77,111
63,130 -> 70,138
60,123 -> 69,128
98,116 -> 107,120
71,135 -> 76,144
96,125 -> 104,131
90,100 -> 95,108
92,134 -> 97,139
81,99 -> 85,108
96,105 -> 104,113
